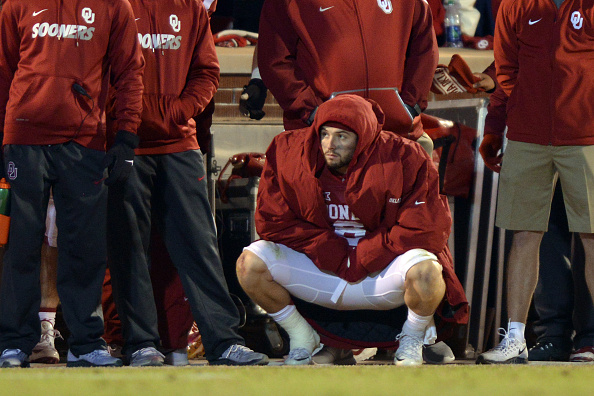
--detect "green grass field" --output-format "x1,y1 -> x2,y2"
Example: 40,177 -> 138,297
0,365 -> 591,396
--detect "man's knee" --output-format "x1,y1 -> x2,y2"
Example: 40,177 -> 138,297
236,250 -> 272,291
405,259 -> 445,300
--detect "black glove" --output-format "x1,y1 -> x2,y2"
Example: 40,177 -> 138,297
103,130 -> 139,186
239,78 -> 267,120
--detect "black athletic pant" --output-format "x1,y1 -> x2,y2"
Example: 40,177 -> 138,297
0,143 -> 108,355
107,150 -> 243,361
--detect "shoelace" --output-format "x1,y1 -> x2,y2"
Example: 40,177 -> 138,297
39,328 -> 63,345
287,348 -> 311,361
396,334 -> 423,359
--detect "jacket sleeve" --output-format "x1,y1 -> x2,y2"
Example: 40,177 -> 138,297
354,151 -> 451,274
0,1 -> 19,135
255,138 -> 350,274
484,85 -> 508,137
494,1 -> 518,97
257,0 -> 323,124
175,4 -> 219,120
400,0 -> 439,112
107,0 -> 145,134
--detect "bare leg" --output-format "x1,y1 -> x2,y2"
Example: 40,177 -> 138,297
40,243 -> 59,309
404,259 -> 446,316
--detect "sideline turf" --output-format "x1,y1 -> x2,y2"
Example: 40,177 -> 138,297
0,365 -> 591,396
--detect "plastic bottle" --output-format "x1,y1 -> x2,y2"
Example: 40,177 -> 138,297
444,0 -> 463,48
0,178 -> 10,246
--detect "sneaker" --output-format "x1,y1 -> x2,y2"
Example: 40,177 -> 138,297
569,346 -> 594,362
129,347 -> 164,367
30,320 -> 62,364
0,349 -> 29,368
395,333 -> 424,366
66,349 -> 123,367
312,346 -> 356,365
284,347 -> 313,366
476,326 -> 528,364
165,348 -> 189,366
528,342 -> 570,362
210,344 -> 269,366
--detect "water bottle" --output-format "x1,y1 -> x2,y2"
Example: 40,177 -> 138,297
0,178 -> 11,246
444,0 -> 463,48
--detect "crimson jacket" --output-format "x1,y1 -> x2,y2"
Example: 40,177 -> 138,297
0,0 -> 144,150
257,0 -> 438,134
110,0 -> 219,155
495,0 -> 594,145
256,94 -> 467,323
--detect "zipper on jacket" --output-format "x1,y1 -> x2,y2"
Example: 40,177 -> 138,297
352,0 -> 369,95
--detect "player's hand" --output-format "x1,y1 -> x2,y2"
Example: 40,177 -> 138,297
408,115 -> 424,140
103,130 -> 139,186
479,134 -> 503,173
472,73 -> 495,91
239,78 -> 267,120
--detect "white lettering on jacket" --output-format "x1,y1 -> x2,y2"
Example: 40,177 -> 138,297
32,22 -> 94,40
138,33 -> 182,50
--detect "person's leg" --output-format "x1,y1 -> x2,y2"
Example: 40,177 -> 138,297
52,143 -> 120,367
106,154 -> 163,366
570,235 -> 594,362
577,233 -> 594,362
156,151 -> 266,365
0,145 -> 51,368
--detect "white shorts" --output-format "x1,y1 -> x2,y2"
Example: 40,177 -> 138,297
244,240 -> 441,311
45,195 -> 58,248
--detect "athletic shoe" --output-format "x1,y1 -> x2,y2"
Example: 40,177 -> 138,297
569,346 -> 594,362
66,349 -> 123,367
476,327 -> 528,364
312,346 -> 356,365
129,347 -> 164,367
528,341 -> 570,362
0,349 -> 29,368
284,347 -> 313,366
395,333 -> 424,366
30,319 -> 62,364
210,344 -> 269,366
165,348 -> 189,366
423,341 -> 455,364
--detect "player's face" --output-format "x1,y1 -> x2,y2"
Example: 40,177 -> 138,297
320,126 -> 358,174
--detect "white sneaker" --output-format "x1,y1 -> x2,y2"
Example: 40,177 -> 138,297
395,333 -> 424,366
165,348 -> 189,366
476,326 -> 528,364
0,349 -> 29,368
129,347 -> 164,367
66,349 -> 123,367
30,320 -> 62,364
284,347 -> 313,365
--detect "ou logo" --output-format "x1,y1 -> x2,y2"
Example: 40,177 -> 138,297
571,11 -> 583,30
377,0 -> 392,14
82,7 -> 95,24
170,14 -> 181,32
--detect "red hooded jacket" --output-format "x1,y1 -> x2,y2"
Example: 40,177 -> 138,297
0,0 -> 144,150
256,95 -> 468,324
257,0 -> 438,135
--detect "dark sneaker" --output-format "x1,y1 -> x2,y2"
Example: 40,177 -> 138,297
423,341 -> 455,364
570,346 -> 594,362
0,349 -> 29,368
528,342 -> 570,362
129,347 -> 164,367
476,327 -> 528,365
395,333 -> 424,366
312,346 -> 356,365
211,344 -> 269,366
67,349 -> 123,367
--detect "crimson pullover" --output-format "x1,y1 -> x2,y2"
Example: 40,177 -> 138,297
258,0 -> 438,133
495,0 -> 594,145
0,0 -> 144,150
255,95 -> 468,326
118,0 -> 219,155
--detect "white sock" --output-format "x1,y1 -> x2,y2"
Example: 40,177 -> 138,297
39,311 -> 56,327
402,310 -> 433,338
269,305 -> 319,353
508,321 -> 525,342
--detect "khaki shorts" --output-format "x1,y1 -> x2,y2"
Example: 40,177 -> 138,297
496,141 -> 594,233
